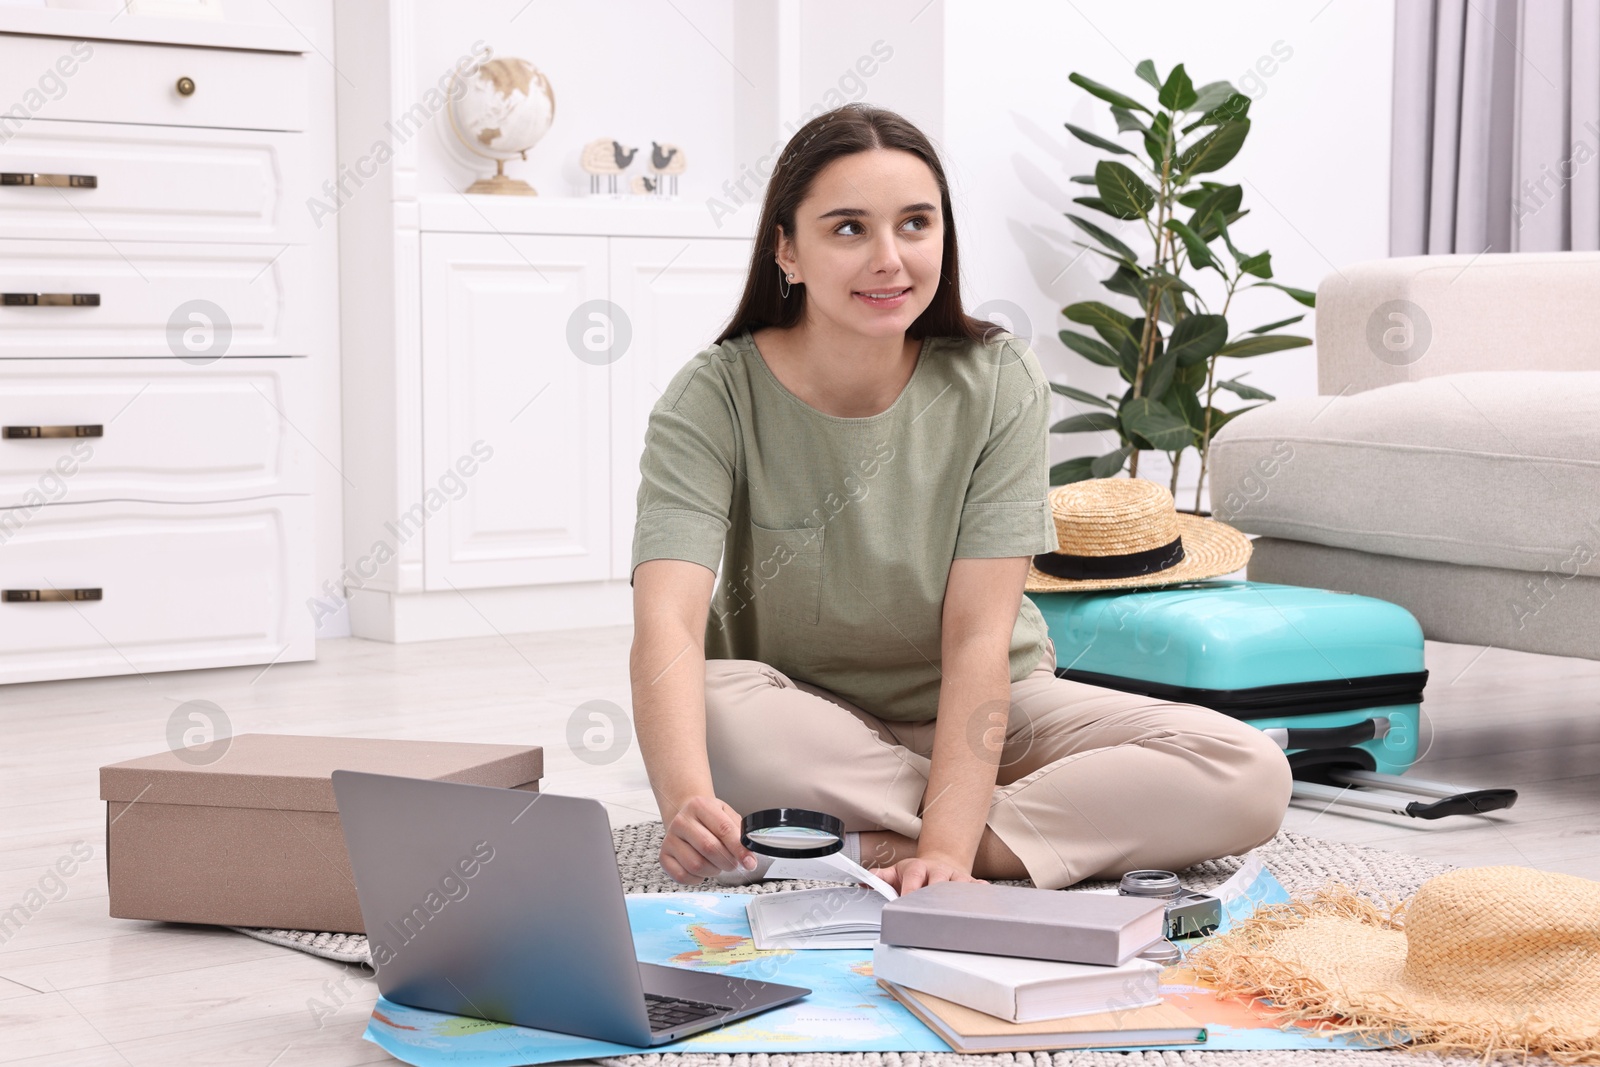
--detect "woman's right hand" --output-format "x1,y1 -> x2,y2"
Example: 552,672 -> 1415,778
659,794 -> 758,884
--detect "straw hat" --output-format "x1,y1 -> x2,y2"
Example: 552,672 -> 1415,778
1025,477 -> 1252,593
1187,865 -> 1600,1063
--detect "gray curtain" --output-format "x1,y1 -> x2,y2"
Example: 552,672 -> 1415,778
1391,0 -> 1600,254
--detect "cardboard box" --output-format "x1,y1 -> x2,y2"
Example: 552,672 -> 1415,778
100,733 -> 542,933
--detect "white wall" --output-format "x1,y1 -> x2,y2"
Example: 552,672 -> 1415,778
943,0 -> 1395,510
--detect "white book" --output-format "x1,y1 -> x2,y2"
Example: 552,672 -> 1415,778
747,885 -> 889,949
871,940 -> 1164,1023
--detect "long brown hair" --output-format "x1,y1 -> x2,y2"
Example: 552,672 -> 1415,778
714,103 -> 999,346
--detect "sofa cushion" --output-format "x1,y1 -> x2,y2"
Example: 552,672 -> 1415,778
1207,370 -> 1600,578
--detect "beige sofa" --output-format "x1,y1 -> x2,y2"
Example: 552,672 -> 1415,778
1208,251 -> 1600,661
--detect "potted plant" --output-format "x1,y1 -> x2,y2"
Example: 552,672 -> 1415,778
1050,58 -> 1315,513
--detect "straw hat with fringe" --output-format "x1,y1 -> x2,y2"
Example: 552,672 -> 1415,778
1025,476 -> 1252,593
1185,865 -> 1600,1065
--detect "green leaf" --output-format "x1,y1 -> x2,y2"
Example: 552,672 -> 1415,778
1187,81 -> 1235,115
1066,214 -> 1138,263
1175,359 -> 1208,391
1115,335 -> 1141,383
1058,328 -> 1124,368
1158,63 -> 1197,111
1169,382 -> 1206,432
1205,403 -> 1264,434
1049,381 -> 1115,408
1102,264 -> 1148,304
1121,397 -> 1192,451
1189,184 -> 1243,239
1212,210 -> 1246,262
1143,346 -> 1178,401
1110,106 -> 1149,134
1215,334 -> 1312,358
1144,265 -> 1197,297
1238,250 -> 1273,278
1143,112 -> 1172,170
1068,72 -> 1152,114
1181,92 -> 1251,133
1177,183 -> 1222,208
1072,195 -> 1123,219
1177,118 -> 1250,178
1166,313 -> 1229,366
1077,244 -> 1140,268
1089,445 -> 1133,478
1064,302 -> 1139,347
1245,314 -> 1305,335
1133,59 -> 1162,92
1094,160 -> 1157,221
1216,376 -> 1275,401
1163,218 -> 1218,271
1051,411 -> 1121,434
1157,288 -> 1186,327
1050,456 -> 1099,486
1247,281 -> 1317,307
1069,174 -> 1098,185
1064,122 -> 1136,157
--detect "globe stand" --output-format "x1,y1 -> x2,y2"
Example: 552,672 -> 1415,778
466,157 -> 536,196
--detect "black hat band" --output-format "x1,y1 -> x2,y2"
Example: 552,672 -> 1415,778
1032,535 -> 1185,581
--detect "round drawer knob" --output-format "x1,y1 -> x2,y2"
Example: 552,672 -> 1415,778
176,76 -> 196,96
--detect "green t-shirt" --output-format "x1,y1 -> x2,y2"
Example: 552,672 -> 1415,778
629,326 -> 1061,722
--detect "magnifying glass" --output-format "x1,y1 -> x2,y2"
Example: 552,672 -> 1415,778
739,807 -> 899,899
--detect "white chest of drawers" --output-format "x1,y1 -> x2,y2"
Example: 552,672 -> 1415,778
0,21 -> 317,684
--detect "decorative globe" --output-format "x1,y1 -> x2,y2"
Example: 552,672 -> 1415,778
447,52 -> 556,196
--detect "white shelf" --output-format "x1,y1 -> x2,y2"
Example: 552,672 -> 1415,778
417,193 -> 759,240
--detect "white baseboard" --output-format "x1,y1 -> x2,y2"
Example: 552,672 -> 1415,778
346,581 -> 633,643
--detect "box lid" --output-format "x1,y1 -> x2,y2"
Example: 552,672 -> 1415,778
99,734 -> 543,813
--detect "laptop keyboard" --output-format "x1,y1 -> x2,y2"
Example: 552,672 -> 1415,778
644,992 -> 727,1031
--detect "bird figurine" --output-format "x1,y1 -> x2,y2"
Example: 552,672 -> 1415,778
647,141 -> 686,196
580,138 -> 638,195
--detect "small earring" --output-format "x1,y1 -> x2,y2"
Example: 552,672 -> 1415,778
779,271 -> 795,298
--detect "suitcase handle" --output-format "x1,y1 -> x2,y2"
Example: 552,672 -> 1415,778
1263,718 -> 1389,753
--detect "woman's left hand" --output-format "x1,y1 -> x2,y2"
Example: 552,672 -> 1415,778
868,852 -> 988,895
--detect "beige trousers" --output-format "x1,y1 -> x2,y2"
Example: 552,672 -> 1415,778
703,637 -> 1295,890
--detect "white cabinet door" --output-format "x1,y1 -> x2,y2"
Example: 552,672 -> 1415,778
420,231 -> 610,590
608,236 -> 752,581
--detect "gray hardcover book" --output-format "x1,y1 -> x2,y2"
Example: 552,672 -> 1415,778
878,882 -> 1167,966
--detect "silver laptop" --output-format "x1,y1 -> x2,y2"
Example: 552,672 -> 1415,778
331,770 -> 810,1046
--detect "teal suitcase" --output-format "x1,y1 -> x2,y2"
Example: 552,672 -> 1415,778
1025,579 -> 1517,820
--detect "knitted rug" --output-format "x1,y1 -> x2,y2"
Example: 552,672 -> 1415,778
232,821 -> 1557,1067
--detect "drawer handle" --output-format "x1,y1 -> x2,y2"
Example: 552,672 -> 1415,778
1,293 -> 101,307
3,588 -> 103,603
176,76 -> 196,96
1,172 -> 98,189
3,424 -> 104,439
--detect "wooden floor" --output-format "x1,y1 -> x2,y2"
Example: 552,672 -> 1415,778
2,627 -> 1597,1065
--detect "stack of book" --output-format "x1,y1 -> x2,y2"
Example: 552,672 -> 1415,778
870,881 -> 1207,1052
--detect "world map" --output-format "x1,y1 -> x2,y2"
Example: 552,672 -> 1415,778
363,869 -> 1390,1066
365,891 -> 938,1064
